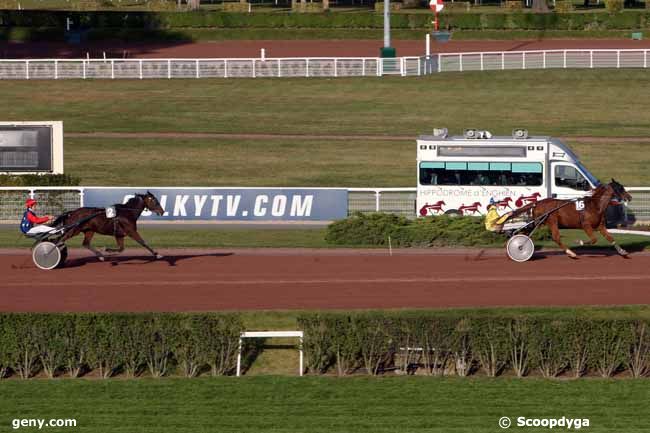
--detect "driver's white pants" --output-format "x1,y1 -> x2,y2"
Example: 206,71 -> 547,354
26,225 -> 55,235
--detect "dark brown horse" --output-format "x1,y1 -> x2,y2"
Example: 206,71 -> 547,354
52,192 -> 165,261
513,179 -> 632,258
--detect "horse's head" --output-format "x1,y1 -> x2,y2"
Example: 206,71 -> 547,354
609,178 -> 632,202
141,191 -> 164,216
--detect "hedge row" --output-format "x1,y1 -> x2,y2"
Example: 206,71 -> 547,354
2,10 -> 650,30
298,312 -> 650,378
0,174 -> 80,187
0,313 -> 243,379
325,213 -> 550,247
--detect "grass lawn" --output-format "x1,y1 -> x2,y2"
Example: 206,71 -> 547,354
60,137 -> 650,186
0,226 -> 648,250
2,70 -> 650,138
0,377 -> 648,433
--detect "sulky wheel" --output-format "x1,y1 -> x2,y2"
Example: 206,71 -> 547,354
32,241 -> 63,270
506,234 -> 535,263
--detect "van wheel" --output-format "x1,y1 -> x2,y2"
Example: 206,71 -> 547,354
445,209 -> 461,217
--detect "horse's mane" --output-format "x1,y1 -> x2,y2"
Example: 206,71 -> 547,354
120,194 -> 144,208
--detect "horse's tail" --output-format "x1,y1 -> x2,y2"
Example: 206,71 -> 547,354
509,202 -> 537,220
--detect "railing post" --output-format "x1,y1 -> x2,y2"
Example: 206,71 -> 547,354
617,50 -> 620,69
563,50 -> 567,69
79,188 -> 85,207
277,59 -> 281,78
235,337 -> 242,377
522,52 -> 525,70
54,60 -> 58,79
590,50 -> 593,68
82,60 -> 86,79
29,189 -> 35,200
225,59 -> 228,78
167,59 -> 171,79
375,191 -> 380,212
196,59 -> 200,78
25,60 -> 29,79
437,54 -> 441,73
459,53 -> 463,72
418,56 -> 421,76
299,336 -> 304,377
400,57 -> 405,76
645,50 -> 648,69
501,52 -> 504,70
543,51 -> 546,69
362,59 -> 366,76
480,53 -> 484,71
305,59 -> 309,78
111,60 -> 114,79
334,58 -> 338,77
139,59 -> 143,79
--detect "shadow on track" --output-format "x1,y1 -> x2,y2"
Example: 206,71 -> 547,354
63,252 -> 233,269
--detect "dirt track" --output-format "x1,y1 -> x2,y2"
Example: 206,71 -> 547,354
1,248 -> 649,312
3,39 -> 650,59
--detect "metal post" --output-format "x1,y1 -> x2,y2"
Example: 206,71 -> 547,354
543,51 -> 546,69
299,337 -> 304,377
417,56 -> 421,76
617,50 -> 620,69
79,188 -> 85,207
438,54 -> 441,73
225,59 -> 228,78
645,50 -> 648,69
253,59 -> 256,78
111,60 -> 114,79
400,57 -> 405,76
196,59 -> 200,78
459,53 -> 463,72
236,338 -> 242,377
139,60 -> 143,79
25,60 -> 29,79
375,191 -> 380,212
167,59 -> 171,79
426,33 -> 430,57
522,52 -> 525,70
563,50 -> 567,69
480,53 -> 484,71
383,0 -> 390,49
590,50 -> 593,69
378,58 -> 382,76
29,189 -> 35,199
305,59 -> 309,78
362,59 -> 366,76
334,58 -> 338,77
82,60 -> 86,79
277,59 -> 281,78
54,60 -> 58,79
501,52 -> 504,70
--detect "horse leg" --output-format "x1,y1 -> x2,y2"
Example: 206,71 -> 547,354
597,223 -> 628,256
105,236 -> 125,254
124,227 -> 163,259
82,231 -> 105,262
549,222 -> 577,258
576,225 -> 598,246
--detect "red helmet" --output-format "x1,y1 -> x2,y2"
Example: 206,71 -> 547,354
25,198 -> 37,208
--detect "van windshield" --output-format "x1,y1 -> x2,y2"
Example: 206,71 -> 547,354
576,161 -> 600,187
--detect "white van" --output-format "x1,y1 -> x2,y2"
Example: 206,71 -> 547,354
416,128 -> 600,217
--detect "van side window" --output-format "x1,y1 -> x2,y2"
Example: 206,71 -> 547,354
554,165 -> 591,191
419,162 -> 543,186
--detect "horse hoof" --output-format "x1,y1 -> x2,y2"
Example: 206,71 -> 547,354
576,240 -> 585,246
155,254 -> 164,260
565,249 -> 578,259
618,249 -> 629,257
98,256 -> 105,262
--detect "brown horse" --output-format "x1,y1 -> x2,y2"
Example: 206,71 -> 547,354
513,179 -> 632,258
52,192 -> 165,261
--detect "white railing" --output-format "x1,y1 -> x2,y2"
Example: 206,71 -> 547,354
2,186 -> 649,222
438,49 -> 650,73
0,57 -> 426,80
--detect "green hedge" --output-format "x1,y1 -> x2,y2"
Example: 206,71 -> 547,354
0,174 -> 80,187
0,313 -> 243,379
325,213 -> 550,247
2,10 -> 650,30
298,311 -> 650,378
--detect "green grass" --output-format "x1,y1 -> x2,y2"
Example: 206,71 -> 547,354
58,137 -> 650,187
0,377 -> 648,433
1,227 -> 648,250
3,70 -> 650,138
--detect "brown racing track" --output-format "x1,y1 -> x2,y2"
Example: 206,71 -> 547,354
1,248 -> 649,312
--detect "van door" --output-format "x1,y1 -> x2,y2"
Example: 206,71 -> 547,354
550,162 -> 594,200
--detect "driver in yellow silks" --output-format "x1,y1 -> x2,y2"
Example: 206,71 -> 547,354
485,197 -> 513,232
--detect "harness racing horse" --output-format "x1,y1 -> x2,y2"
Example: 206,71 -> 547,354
52,192 -> 165,261
512,179 -> 632,259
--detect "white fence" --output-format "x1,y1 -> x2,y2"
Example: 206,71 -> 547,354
0,56 -> 427,79
1,186 -> 649,222
438,49 -> 650,73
